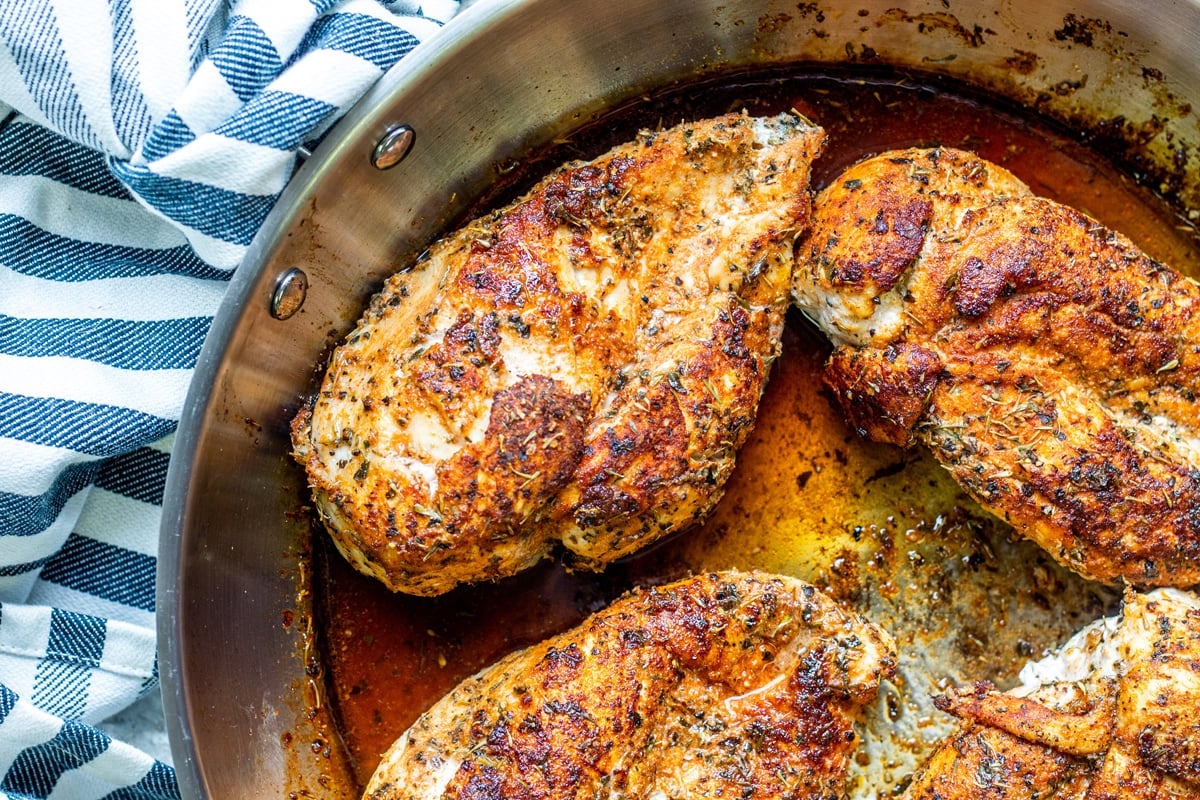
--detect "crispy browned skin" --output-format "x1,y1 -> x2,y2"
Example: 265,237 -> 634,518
362,571 -> 896,800
793,147 -> 1200,587
902,723 -> 1092,799
291,113 -> 825,595
903,589 -> 1200,799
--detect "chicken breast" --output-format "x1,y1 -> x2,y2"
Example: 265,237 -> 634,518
792,147 -> 1200,587
363,571 -> 896,800
902,588 -> 1200,799
291,112 -> 825,595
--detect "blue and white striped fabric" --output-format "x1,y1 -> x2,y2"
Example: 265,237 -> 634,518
0,0 -> 457,796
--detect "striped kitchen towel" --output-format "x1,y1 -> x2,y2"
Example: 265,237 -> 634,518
0,0 -> 457,797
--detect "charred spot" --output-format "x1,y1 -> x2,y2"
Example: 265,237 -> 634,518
715,581 -> 741,610
1005,49 -> 1039,75
485,715 -> 514,752
829,196 -> 931,293
619,629 -> 649,649
542,643 -> 583,675
1135,728 -> 1200,782
445,310 -> 501,357
508,314 -> 531,338
543,698 -> 590,720
716,303 -> 754,360
872,209 -> 890,235
463,268 -> 526,305
457,765 -> 506,800
1054,12 -> 1110,47
486,375 -> 590,472
681,608 -> 712,636
575,484 -> 640,526
831,257 -> 865,283
542,158 -> 632,228
891,201 -> 928,240
953,230 -> 1045,318
608,432 -> 637,455
823,343 -> 942,446
1066,452 -> 1121,495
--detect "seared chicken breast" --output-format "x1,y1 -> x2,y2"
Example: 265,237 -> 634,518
292,112 -> 825,595
363,571 -> 896,800
903,588 -> 1200,799
793,147 -> 1200,587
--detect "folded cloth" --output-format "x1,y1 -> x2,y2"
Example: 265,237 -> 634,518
0,0 -> 457,796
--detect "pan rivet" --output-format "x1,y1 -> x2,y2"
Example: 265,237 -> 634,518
271,267 -> 308,320
372,125 -> 415,170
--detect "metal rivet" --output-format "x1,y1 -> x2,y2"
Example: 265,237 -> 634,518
271,268 -> 308,320
372,125 -> 415,170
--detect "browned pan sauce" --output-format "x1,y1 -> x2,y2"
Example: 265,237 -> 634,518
312,65 -> 1200,791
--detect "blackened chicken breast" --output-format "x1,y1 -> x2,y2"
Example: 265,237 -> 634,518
364,571 -> 895,800
793,147 -> 1200,587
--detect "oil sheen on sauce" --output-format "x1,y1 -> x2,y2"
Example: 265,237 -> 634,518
312,67 -> 1200,793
